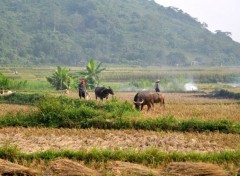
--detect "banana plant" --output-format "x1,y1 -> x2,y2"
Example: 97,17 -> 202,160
46,66 -> 74,90
80,59 -> 106,89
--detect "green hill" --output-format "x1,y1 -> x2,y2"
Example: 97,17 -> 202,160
0,0 -> 240,66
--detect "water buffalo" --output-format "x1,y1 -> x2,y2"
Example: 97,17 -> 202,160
133,91 -> 165,111
133,91 -> 154,111
152,92 -> 165,108
95,86 -> 114,101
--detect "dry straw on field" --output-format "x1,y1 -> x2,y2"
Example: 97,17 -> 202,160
162,162 -> 228,176
44,158 -> 99,176
0,103 -> 37,116
107,161 -> 159,176
0,159 -> 39,176
0,158 -> 234,176
0,127 -> 239,154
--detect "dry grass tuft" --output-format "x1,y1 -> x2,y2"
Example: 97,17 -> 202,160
0,103 -> 37,116
107,161 -> 160,176
162,162 -> 228,176
0,159 -> 39,176
44,158 -> 99,176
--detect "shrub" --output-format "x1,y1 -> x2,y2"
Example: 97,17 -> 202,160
104,97 -> 137,118
0,142 -> 21,162
0,92 -> 44,105
213,89 -> 240,99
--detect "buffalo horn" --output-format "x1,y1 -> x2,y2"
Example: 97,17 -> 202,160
133,100 -> 144,104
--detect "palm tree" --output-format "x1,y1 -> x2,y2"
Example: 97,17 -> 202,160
46,66 -> 74,90
80,59 -> 106,89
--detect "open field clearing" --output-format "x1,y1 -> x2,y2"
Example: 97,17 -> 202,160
0,127 -> 239,154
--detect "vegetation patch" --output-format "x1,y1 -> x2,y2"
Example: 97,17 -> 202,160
0,92 -> 44,105
0,144 -> 239,167
0,95 -> 239,133
212,89 -> 240,99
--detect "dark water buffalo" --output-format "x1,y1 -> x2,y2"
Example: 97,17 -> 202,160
95,86 -> 114,101
133,91 -> 154,111
133,91 -> 165,111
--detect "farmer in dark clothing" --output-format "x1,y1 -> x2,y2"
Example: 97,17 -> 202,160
79,79 -> 87,99
155,79 -> 160,92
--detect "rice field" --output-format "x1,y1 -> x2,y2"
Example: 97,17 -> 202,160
0,66 -> 240,175
49,90 -> 240,122
2,91 -> 239,121
0,127 -> 239,154
1,91 -> 240,153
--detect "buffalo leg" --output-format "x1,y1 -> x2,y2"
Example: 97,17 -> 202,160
147,103 -> 151,111
151,101 -> 154,108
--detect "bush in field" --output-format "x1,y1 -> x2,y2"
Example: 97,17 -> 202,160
180,119 -> 234,133
34,96 -> 102,127
213,89 -> 240,99
104,97 -> 136,117
32,96 -> 137,128
0,92 -> 44,105
0,142 -> 20,161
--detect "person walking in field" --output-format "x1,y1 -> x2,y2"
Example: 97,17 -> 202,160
79,79 -> 87,99
155,79 -> 160,92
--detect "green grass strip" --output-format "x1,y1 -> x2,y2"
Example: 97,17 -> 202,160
0,145 -> 239,166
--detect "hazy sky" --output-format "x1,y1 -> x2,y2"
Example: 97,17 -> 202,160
154,0 -> 240,43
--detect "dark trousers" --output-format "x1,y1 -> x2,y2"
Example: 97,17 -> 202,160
155,88 -> 160,92
79,90 -> 86,99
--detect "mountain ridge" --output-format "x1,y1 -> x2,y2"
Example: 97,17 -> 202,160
0,0 -> 239,66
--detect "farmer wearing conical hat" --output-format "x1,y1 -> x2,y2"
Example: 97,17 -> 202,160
155,79 -> 160,92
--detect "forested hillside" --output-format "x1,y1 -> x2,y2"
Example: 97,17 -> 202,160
0,0 -> 240,66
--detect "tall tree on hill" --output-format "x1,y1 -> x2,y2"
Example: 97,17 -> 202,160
80,59 -> 106,89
